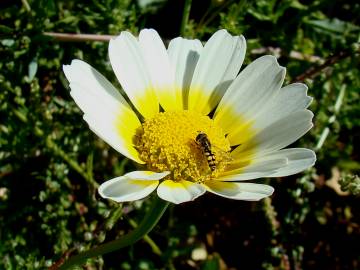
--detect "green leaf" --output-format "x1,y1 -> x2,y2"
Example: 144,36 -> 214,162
306,18 -> 360,36
289,0 -> 307,10
0,25 -> 13,34
1,39 -> 15,47
28,59 -> 38,82
201,256 -> 220,270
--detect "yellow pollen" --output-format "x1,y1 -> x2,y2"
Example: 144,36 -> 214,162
135,111 -> 231,183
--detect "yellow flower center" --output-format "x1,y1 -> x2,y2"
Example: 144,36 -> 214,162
135,111 -> 231,182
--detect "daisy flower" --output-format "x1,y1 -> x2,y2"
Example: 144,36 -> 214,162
63,29 -> 316,204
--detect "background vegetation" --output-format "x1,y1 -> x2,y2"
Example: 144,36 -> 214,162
0,0 -> 359,269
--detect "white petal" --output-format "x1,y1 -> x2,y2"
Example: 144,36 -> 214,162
227,83 -> 312,144
188,30 -> 246,115
214,55 -> 286,144
253,83 -> 312,129
264,148 -> 316,177
206,182 -> 274,201
221,35 -> 247,82
168,37 -> 203,109
231,110 -> 314,159
63,59 -> 131,109
109,31 -> 159,118
217,171 -> 274,181
139,29 -> 178,111
124,170 -> 170,180
214,147 -> 315,182
157,180 -> 206,204
98,172 -> 166,202
218,158 -> 288,181
63,60 -> 143,163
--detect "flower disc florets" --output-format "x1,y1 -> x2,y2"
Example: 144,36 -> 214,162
135,111 -> 231,182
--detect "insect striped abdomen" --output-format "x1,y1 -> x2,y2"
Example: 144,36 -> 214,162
196,132 -> 217,171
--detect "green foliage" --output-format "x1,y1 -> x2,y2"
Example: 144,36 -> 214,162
0,0 -> 359,269
340,175 -> 360,195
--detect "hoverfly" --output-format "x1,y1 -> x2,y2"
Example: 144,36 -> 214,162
195,132 -> 217,171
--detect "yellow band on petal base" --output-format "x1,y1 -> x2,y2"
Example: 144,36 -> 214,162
214,104 -> 258,172
135,111 -> 231,182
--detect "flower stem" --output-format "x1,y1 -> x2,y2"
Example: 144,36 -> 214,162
58,197 -> 169,269
128,218 -> 162,255
43,32 -> 115,42
315,84 -> 346,151
180,0 -> 192,36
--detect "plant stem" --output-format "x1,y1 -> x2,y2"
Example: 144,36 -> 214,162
196,0 -> 234,32
42,32 -> 323,63
43,32 -> 115,42
128,218 -> 162,255
58,197 -> 169,269
180,0 -> 192,36
292,49 -> 355,82
315,84 -> 346,151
